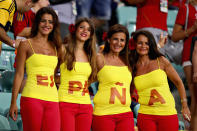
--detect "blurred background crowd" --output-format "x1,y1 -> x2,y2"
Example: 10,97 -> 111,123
0,0 -> 196,130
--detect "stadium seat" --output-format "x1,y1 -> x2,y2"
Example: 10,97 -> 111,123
116,5 -> 137,34
7,117 -> 18,131
10,53 -> 16,71
134,118 -> 137,126
7,32 -> 14,40
17,116 -> 23,131
179,121 -> 185,131
0,32 -> 16,72
0,115 -> 11,130
3,109 -> 21,131
127,24 -> 136,35
90,82 -> 99,95
0,93 -> 21,116
2,44 -> 15,51
117,5 -> 137,25
0,52 -> 12,71
167,9 -> 178,35
133,104 -> 140,118
1,70 -> 15,92
117,6 -> 178,35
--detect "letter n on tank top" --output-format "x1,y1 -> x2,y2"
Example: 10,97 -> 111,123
109,82 -> 126,105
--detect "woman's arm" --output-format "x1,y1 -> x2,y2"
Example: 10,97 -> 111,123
55,45 -> 66,85
160,56 -> 191,121
172,21 -> 197,42
192,41 -> 197,83
9,41 -> 28,121
96,53 -> 105,72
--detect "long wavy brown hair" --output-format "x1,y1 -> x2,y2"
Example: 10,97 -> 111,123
103,24 -> 130,68
129,30 -> 163,76
30,7 -> 62,50
64,18 -> 97,83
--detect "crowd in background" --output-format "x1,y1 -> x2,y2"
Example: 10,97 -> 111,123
0,0 -> 197,131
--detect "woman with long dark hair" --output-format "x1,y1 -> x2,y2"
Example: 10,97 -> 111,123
58,18 -> 97,131
92,24 -> 135,131
130,30 -> 190,131
9,7 -> 62,131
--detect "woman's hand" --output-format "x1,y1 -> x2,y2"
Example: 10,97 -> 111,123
181,105 -> 191,122
158,32 -> 167,48
9,103 -> 18,121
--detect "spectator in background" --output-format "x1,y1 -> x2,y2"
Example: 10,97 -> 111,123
9,7 -> 62,131
171,0 -> 197,129
0,0 -> 38,52
50,0 -> 76,40
126,0 -> 168,50
13,0 -> 50,39
76,0 -> 112,44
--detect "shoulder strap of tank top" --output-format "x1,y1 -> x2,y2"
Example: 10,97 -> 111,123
27,39 -> 35,54
156,58 -> 160,69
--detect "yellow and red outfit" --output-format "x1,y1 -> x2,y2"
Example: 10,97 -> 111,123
92,65 -> 134,131
59,62 -> 93,131
134,58 -> 178,131
20,39 -> 60,131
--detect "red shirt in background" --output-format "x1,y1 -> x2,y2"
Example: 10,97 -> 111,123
13,9 -> 35,68
175,4 -> 197,62
13,9 -> 35,38
136,0 -> 168,31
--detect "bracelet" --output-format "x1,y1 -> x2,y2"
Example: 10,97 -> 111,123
12,40 -> 16,48
181,98 -> 187,103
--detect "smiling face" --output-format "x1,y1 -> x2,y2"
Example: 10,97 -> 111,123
136,34 -> 149,56
108,32 -> 126,54
75,21 -> 91,42
38,13 -> 54,35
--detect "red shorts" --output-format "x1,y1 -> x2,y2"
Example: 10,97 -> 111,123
137,113 -> 178,131
92,112 -> 135,131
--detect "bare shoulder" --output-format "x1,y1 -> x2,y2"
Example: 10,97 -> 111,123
96,53 -> 104,62
17,40 -> 29,51
96,53 -> 105,70
158,56 -> 171,68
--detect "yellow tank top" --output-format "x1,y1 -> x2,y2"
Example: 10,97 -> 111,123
58,62 -> 92,104
93,65 -> 132,116
134,59 -> 177,115
22,40 -> 58,102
